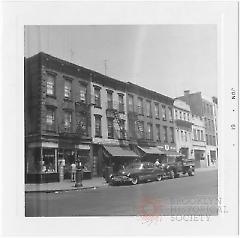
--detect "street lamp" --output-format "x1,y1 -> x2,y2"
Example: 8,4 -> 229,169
75,158 -> 83,187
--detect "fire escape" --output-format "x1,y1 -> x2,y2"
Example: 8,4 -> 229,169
106,101 -> 127,141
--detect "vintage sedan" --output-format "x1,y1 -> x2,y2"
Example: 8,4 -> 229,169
109,162 -> 164,185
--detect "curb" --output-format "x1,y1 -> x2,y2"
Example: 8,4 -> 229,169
25,184 -> 108,194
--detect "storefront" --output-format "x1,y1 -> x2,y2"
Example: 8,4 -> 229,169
102,145 -> 139,180
137,146 -> 164,162
25,142 -> 59,183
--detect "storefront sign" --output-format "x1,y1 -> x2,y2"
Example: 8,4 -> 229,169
93,138 -> 129,146
157,144 -> 176,151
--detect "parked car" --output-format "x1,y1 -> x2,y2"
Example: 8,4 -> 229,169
161,156 -> 195,179
109,162 -> 164,185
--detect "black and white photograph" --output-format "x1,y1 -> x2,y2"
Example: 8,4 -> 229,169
24,25 -> 219,217
1,1 -> 239,236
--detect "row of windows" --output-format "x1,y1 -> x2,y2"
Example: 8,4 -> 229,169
46,74 -> 88,102
206,134 -> 216,146
136,122 -> 175,143
193,129 -> 204,141
128,95 -> 173,121
175,109 -> 190,122
176,129 -> 191,142
204,118 -> 215,131
46,108 -> 87,134
202,102 -> 213,116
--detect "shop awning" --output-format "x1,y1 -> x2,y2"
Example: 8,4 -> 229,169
103,146 -> 139,158
163,150 -> 185,157
137,146 -> 165,155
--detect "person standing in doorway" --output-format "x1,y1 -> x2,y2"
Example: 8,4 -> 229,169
70,161 -> 77,182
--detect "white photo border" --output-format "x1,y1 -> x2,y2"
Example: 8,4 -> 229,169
1,1 -> 239,236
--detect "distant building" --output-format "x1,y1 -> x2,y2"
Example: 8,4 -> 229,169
173,99 -> 193,160
192,115 -> 207,168
126,82 -> 178,161
177,90 -> 218,166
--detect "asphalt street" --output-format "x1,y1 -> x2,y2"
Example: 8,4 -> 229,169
25,169 -> 218,217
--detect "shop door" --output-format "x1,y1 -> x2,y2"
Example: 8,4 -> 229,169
194,151 -> 201,168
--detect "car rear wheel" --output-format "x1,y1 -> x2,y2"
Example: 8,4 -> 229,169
131,176 -> 139,185
156,174 -> 162,181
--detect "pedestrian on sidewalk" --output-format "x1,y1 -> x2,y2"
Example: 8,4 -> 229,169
71,162 -> 77,182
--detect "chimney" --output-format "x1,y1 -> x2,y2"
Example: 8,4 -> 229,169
184,90 -> 190,96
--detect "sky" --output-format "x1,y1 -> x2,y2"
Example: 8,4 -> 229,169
25,25 -> 217,99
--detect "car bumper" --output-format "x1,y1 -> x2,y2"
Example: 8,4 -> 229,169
110,175 -> 132,183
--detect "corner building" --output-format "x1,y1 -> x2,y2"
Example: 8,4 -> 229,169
25,52 -> 93,183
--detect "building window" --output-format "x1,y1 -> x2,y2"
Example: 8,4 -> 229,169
94,87 -> 101,107
107,118 -> 114,138
64,111 -> 72,132
187,113 -> 190,121
206,134 -> 208,145
169,107 -> 173,122
163,126 -> 168,142
156,124 -> 161,141
76,112 -> 87,135
95,115 -> 102,137
128,95 -> 134,112
193,129 -> 197,140
154,103 -> 160,118
146,101 -> 152,117
79,83 -> 87,102
200,130 -> 204,141
184,131 -> 187,142
213,136 -> 216,146
170,127 -> 174,143
107,91 -> 113,109
46,108 -> 55,131
46,74 -> 55,96
118,94 -> 124,112
137,97 -> 144,115
197,130 -> 201,141
146,123 -> 153,140
162,105 -> 167,121
64,80 -> 72,99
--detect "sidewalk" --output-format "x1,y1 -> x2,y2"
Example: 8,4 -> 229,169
25,177 -> 108,193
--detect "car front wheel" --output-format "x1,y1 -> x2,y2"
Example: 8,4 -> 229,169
131,176 -> 139,185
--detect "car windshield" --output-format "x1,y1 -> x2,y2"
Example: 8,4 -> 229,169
125,163 -> 142,170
